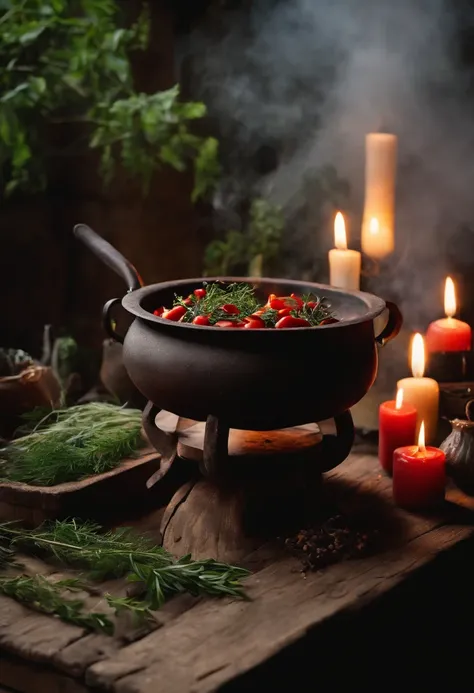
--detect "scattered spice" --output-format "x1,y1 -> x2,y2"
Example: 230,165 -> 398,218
284,514 -> 381,571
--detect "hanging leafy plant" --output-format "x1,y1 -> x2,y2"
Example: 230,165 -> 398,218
204,198 -> 284,276
0,0 -> 220,198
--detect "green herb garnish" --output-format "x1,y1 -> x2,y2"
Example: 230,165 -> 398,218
0,520 -> 250,633
172,282 -> 335,327
0,403 -> 144,486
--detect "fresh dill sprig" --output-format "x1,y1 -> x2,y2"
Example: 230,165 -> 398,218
176,282 -> 260,324
0,574 -> 114,634
0,403 -> 144,486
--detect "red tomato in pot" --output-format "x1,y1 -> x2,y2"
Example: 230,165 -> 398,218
269,297 -> 286,310
320,317 -> 339,325
153,307 -> 165,316
275,316 -> 311,328
162,305 -> 187,321
183,296 -> 193,306
215,320 -> 238,328
244,315 -> 266,329
290,293 -> 304,307
277,308 -> 292,318
305,301 -> 318,309
192,315 -> 211,326
194,288 -> 206,299
221,304 -> 240,315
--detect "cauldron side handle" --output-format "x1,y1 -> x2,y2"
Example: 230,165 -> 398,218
318,410 -> 354,473
375,301 -> 403,347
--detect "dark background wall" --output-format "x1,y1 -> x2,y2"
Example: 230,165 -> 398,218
3,0 -> 474,359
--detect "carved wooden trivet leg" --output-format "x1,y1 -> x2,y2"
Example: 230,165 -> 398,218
202,415 -> 229,479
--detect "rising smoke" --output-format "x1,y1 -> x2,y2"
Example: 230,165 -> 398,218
180,0 -> 474,329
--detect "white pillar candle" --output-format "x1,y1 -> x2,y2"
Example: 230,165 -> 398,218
361,133 -> 397,259
397,333 -> 439,444
328,212 -> 361,291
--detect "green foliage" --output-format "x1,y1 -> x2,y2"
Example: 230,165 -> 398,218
0,0 -> 219,198
0,519 -> 250,632
0,574 -> 114,633
0,403 -> 144,486
204,198 -> 284,276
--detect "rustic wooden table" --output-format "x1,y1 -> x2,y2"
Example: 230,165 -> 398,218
1,446 -> 474,693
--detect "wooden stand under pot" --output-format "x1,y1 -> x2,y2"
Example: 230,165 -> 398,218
143,406 -> 355,564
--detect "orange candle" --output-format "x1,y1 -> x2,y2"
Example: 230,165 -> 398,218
426,277 -> 471,353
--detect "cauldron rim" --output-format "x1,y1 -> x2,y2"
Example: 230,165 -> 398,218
122,276 -> 386,331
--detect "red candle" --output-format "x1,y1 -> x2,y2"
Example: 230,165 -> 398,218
393,422 -> 446,510
426,277 -> 471,352
378,388 -> 417,475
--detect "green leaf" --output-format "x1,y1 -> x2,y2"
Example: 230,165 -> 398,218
19,25 -> 47,46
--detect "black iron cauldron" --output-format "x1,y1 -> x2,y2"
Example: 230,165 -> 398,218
74,224 -> 402,474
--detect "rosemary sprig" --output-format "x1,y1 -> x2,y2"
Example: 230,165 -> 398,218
0,404 -> 144,486
2,520 -> 250,605
0,574 -> 114,634
297,295 -> 333,326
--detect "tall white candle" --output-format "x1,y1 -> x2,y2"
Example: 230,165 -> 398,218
328,212 -> 361,291
397,333 -> 439,444
361,133 -> 397,259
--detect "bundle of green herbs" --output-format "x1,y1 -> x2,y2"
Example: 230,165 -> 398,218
0,403 -> 144,486
0,519 -> 250,634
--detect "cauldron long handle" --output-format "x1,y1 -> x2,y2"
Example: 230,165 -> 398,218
73,223 -> 143,292
318,410 -> 354,473
375,301 -> 403,347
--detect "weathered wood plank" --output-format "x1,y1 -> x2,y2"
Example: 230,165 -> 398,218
0,654 -> 89,693
1,450 -> 473,693
87,524 -> 473,693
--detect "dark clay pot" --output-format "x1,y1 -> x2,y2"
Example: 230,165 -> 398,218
74,224 -> 402,432
440,400 -> 474,495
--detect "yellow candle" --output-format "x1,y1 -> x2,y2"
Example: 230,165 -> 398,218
397,333 -> 439,444
361,133 -> 397,259
328,212 -> 361,291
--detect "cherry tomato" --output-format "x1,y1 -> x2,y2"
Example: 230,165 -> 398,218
277,308 -> 292,318
162,305 -> 187,321
215,320 -> 239,328
221,304 -> 240,315
305,301 -> 318,309
290,293 -> 304,308
269,298 -> 286,310
153,307 -> 165,316
275,316 -> 311,328
183,297 -> 193,306
194,288 -> 206,299
244,317 -> 266,329
192,315 -> 211,326
320,317 -> 339,325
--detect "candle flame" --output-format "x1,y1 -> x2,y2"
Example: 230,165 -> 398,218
369,217 -> 379,235
444,276 -> 456,318
417,421 -> 426,453
395,388 -> 404,410
334,212 -> 347,250
411,333 -> 425,378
